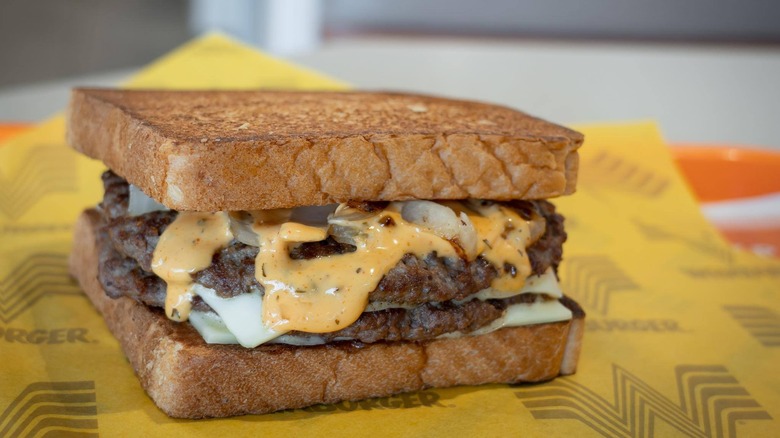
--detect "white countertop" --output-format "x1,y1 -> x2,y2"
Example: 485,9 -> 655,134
1,36 -> 779,149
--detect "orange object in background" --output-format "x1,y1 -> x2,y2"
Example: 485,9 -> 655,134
672,145 -> 780,258
673,145 -> 780,202
0,123 -> 29,143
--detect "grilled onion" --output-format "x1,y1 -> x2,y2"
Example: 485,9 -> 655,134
228,211 -> 261,246
327,204 -> 378,246
401,201 -> 478,259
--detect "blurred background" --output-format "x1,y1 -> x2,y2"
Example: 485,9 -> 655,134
2,0 -> 780,86
1,0 -> 779,148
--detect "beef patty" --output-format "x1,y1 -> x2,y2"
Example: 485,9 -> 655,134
96,171 -> 568,343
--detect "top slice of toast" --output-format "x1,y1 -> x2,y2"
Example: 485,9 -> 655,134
67,88 -> 583,211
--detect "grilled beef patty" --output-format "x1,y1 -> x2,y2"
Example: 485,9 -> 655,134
96,171 -> 567,343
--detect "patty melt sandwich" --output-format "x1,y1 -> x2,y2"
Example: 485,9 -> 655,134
66,88 -> 585,418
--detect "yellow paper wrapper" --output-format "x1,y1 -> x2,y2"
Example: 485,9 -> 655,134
1,34 -> 778,437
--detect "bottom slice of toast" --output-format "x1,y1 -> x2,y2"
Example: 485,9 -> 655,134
69,209 -> 585,418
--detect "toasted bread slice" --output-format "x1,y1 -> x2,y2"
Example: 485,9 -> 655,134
69,210 -> 584,418
67,89 -> 583,212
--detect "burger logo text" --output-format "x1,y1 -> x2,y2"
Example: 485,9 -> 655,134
0,326 -> 91,345
300,391 -> 445,412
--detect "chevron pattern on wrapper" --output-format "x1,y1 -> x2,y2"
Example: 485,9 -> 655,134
0,252 -> 82,323
560,255 -> 639,316
579,150 -> 669,198
0,145 -> 77,220
724,305 -> 780,347
514,364 -> 772,438
0,381 -> 98,437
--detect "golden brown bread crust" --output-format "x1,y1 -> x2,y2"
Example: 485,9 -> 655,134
67,89 -> 583,211
69,210 -> 584,418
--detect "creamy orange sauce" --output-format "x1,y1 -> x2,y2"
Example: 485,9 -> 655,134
252,201 -> 535,334
279,222 -> 328,242
254,209 -> 458,333
152,200 -> 540,336
151,212 -> 233,321
468,203 -> 533,294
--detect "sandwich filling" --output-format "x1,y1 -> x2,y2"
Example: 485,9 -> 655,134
96,171 -> 573,348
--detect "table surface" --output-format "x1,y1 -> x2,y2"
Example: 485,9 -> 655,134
1,36 -> 779,149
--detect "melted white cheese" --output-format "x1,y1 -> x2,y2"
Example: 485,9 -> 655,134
188,311 -> 240,344
188,272 -> 570,346
437,297 -> 573,340
192,284 -> 280,347
470,268 -> 563,301
149,199 -> 570,347
479,297 -> 572,332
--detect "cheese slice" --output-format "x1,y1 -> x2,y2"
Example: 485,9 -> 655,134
191,296 -> 572,346
189,270 -> 570,347
151,199 -> 566,347
469,268 -> 563,301
192,284 -> 281,347
437,297 -> 572,340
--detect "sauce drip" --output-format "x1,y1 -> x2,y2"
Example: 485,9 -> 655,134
152,201 -> 539,335
253,201 -> 534,333
254,209 -> 457,333
152,212 -> 233,321
468,203 -> 533,293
